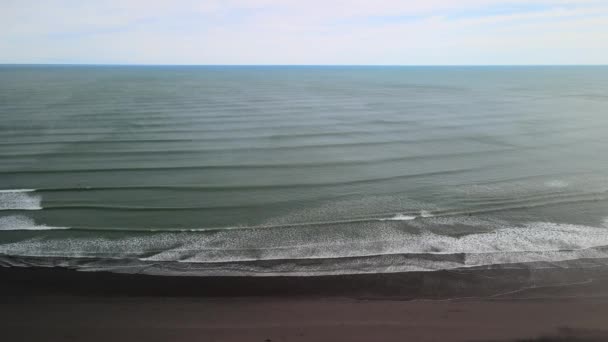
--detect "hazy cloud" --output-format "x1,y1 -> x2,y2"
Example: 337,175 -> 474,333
2,0 -> 607,64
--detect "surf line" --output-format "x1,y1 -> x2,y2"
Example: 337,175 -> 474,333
0,189 -> 42,210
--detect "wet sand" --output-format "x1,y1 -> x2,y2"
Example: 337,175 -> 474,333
2,265 -> 608,341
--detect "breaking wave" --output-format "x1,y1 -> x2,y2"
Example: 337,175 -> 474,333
381,214 -> 417,221
0,189 -> 41,210
1,215 -> 608,276
0,215 -> 67,231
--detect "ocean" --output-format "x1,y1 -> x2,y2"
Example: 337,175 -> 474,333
1,65 -> 608,276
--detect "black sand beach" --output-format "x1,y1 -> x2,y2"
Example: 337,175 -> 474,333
2,264 -> 608,341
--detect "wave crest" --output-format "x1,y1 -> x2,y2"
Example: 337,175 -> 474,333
0,215 -> 66,231
0,189 -> 41,210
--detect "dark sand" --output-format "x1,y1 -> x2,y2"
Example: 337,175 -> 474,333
2,264 -> 608,341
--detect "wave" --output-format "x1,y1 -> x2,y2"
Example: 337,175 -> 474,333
0,127 -> 566,148
36,188 -> 597,215
0,150 -> 506,174
3,248 -> 608,277
0,216 -> 67,231
0,189 -> 41,210
0,140 -> 404,157
0,212 -> 423,232
380,214 -> 417,221
0,186 -> 605,230
0,134 -> 465,150
545,180 -> 569,188
1,116 -> 592,141
1,216 -> 608,276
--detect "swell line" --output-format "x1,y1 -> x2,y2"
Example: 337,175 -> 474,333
0,168 -> 484,199
0,123 -> 601,147
13,190 -> 608,232
0,158 -> 489,174
0,139 -> 456,156
33,190 -> 608,213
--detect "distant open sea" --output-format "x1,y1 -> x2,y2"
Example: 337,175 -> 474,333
1,65 -> 608,276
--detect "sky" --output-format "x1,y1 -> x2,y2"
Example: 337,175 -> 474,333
2,0 -> 608,65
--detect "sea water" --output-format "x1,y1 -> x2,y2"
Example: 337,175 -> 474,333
1,65 -> 608,275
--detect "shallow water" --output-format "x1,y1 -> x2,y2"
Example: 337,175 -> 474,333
1,65 -> 608,275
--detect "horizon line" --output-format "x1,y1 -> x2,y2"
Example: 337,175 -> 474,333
1,63 -> 607,67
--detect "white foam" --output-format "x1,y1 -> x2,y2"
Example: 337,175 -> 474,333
0,215 -> 66,231
545,180 -> 568,188
420,210 -> 433,218
381,214 -> 417,221
0,189 -> 41,210
261,195 -> 436,226
409,215 -> 509,228
2,218 -> 608,260
2,214 -> 608,276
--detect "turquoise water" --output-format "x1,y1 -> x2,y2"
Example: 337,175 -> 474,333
1,66 -> 608,275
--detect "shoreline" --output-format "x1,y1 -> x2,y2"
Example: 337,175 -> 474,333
1,262 -> 608,298
3,266 -> 608,341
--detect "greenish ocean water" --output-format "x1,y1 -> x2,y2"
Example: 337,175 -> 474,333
1,65 -> 608,276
